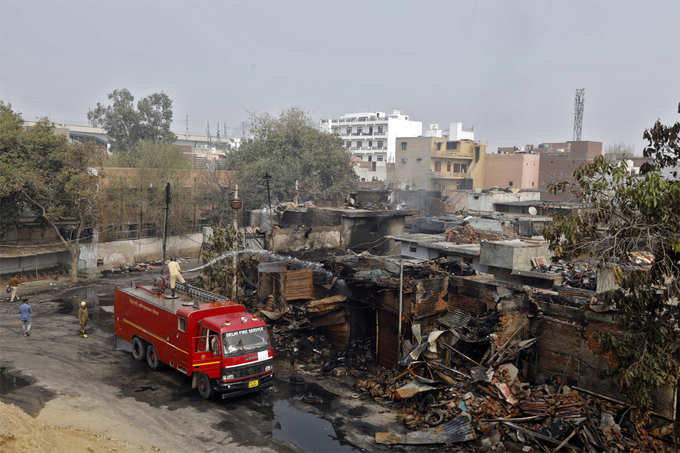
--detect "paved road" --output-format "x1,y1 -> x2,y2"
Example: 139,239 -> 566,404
0,278 -> 401,452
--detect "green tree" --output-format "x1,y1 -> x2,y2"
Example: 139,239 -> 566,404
198,226 -> 239,296
0,104 -> 25,233
0,102 -> 104,281
88,89 -> 176,153
543,115 -> 680,421
226,108 -> 356,211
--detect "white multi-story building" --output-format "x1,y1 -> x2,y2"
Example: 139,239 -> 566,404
320,110 -> 422,182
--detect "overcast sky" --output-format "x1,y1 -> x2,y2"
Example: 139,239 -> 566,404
1,0 -> 678,153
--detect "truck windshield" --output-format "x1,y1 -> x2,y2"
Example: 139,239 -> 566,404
222,326 -> 270,357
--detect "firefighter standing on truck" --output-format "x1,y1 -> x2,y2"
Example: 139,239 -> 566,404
78,301 -> 89,337
167,258 -> 185,298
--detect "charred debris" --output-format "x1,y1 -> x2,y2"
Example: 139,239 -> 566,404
200,196 -> 674,451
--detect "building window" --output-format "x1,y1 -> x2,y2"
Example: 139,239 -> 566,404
446,141 -> 458,150
401,142 -> 407,151
434,161 -> 441,172
436,142 -> 442,151
447,162 -> 451,172
368,155 -> 372,162
377,140 -> 383,149
368,140 -> 373,148
531,181 -> 535,187
357,127 -> 363,135
416,157 -> 422,162
371,162 -> 377,172
356,141 -> 362,149
377,125 -> 384,134
409,245 -> 417,253
508,181 -> 513,187
369,126 -> 373,135
475,146 -> 480,162
377,155 -> 383,161
461,164 -> 467,172
454,163 -> 460,172
401,158 -> 408,164
346,128 -> 351,135
346,141 -> 351,148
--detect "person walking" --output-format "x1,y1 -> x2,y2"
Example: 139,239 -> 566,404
7,274 -> 21,303
18,300 -> 32,336
78,301 -> 89,338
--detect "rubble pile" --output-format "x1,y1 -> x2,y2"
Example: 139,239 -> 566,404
444,225 -> 510,243
531,259 -> 598,291
351,309 -> 672,450
100,259 -> 170,277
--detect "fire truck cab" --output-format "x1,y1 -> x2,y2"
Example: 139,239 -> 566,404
114,282 -> 274,399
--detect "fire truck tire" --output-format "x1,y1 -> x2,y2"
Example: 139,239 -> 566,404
146,344 -> 160,370
196,373 -> 213,400
131,337 -> 146,361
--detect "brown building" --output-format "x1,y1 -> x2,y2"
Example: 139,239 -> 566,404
538,141 -> 602,201
393,137 -> 486,195
484,153 -> 540,190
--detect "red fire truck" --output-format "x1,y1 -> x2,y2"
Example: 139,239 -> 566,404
114,281 -> 274,399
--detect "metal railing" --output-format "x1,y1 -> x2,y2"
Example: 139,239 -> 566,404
175,282 -> 225,302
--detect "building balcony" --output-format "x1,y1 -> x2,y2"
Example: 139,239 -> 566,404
431,150 -> 474,159
431,173 -> 469,179
349,147 -> 386,152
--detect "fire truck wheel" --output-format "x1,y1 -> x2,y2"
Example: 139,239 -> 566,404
146,344 -> 160,370
196,373 -> 213,400
131,337 -> 146,361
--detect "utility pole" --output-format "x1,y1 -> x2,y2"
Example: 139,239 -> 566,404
185,114 -> 189,139
398,258 -> 404,361
263,172 -> 273,228
162,183 -> 171,263
230,185 -> 243,301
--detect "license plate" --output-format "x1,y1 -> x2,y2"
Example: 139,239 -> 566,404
248,379 -> 259,388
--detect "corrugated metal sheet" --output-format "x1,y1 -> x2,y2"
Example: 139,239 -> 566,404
375,415 -> 475,444
0,244 -> 68,258
439,309 -> 472,330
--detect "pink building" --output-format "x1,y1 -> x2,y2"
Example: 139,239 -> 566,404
484,153 -> 540,190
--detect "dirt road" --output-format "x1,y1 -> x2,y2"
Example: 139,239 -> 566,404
0,276 -> 402,452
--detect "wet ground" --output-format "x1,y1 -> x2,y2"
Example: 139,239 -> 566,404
0,275 -> 407,452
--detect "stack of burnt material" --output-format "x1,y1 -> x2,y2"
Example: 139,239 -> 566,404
353,305 -> 671,451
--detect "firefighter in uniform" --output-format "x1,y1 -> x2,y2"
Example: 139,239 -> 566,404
7,274 -> 21,302
78,301 -> 89,337
167,258 -> 185,298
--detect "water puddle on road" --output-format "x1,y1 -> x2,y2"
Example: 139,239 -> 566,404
272,399 -> 357,452
214,378 -> 359,452
0,367 -> 31,394
0,366 -> 55,416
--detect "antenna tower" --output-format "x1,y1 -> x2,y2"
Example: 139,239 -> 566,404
573,88 -> 585,141
185,114 -> 189,139
206,121 -> 211,145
